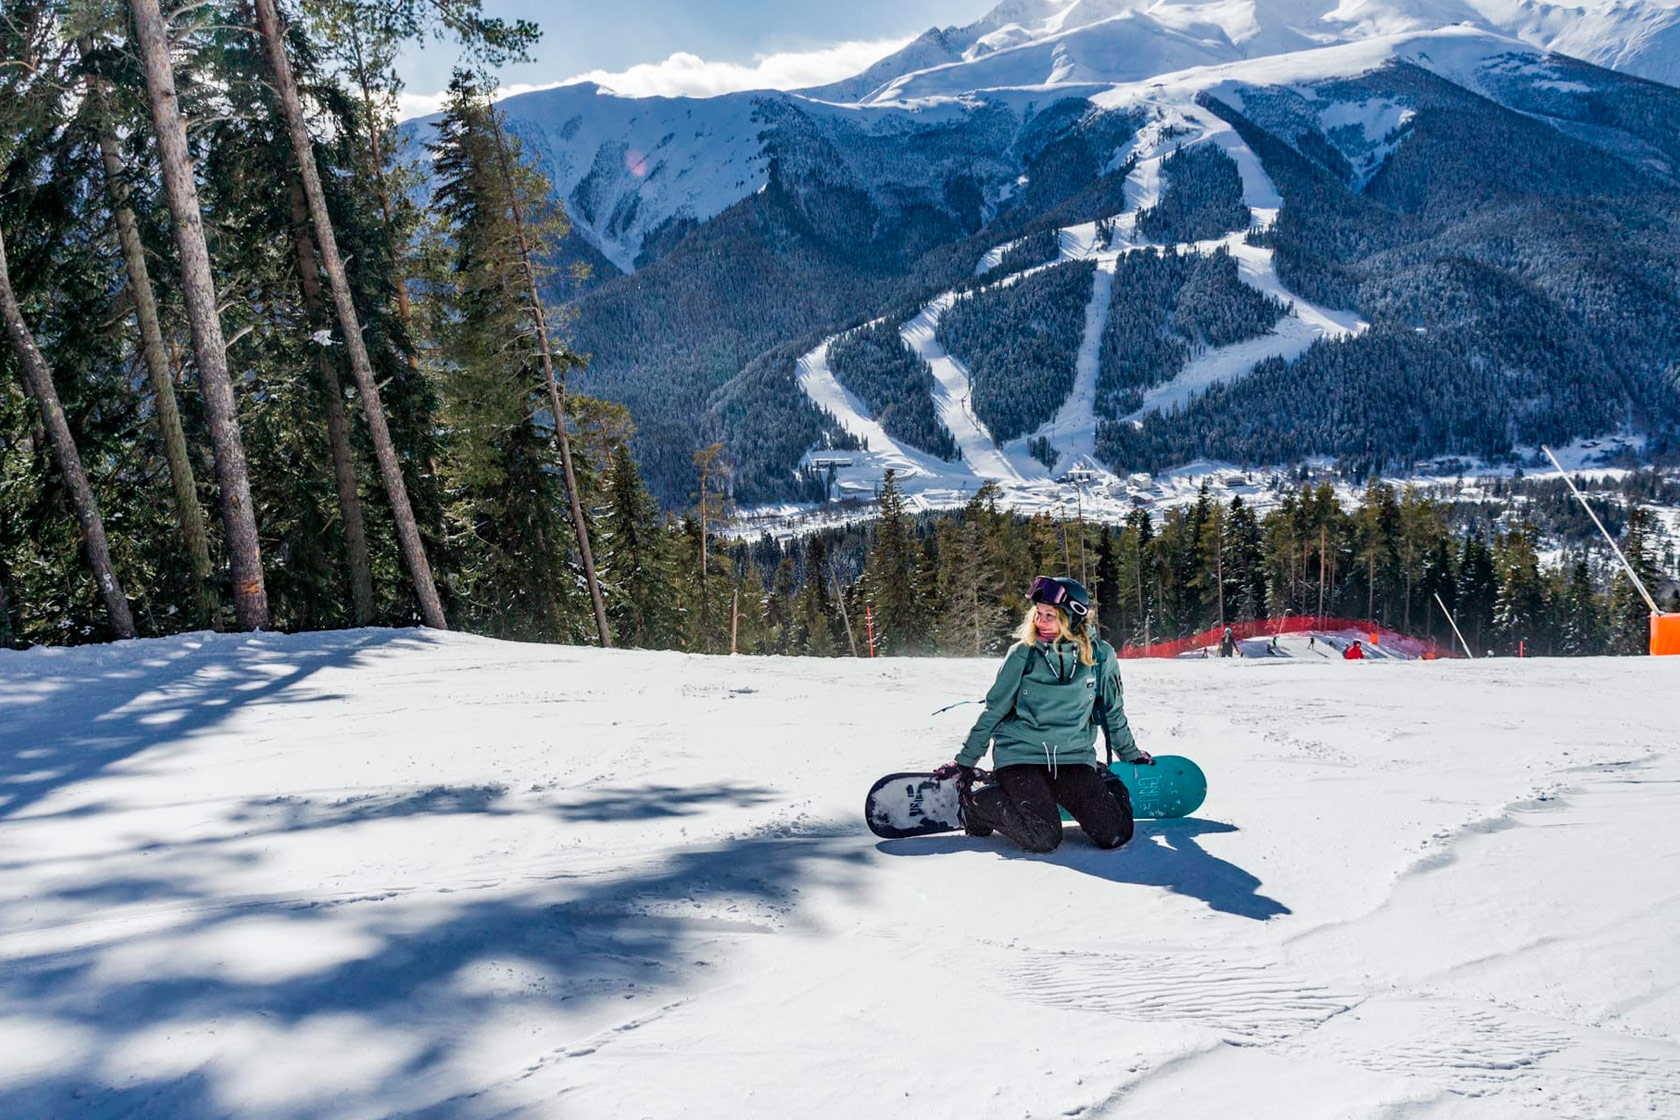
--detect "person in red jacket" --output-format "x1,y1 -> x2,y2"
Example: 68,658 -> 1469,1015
1343,640 -> 1365,660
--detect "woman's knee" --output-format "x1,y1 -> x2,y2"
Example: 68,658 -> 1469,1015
1015,811 -> 1063,853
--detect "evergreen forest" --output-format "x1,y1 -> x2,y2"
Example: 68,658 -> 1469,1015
935,259 -> 1096,443
826,322 -> 958,461
2,2 -> 1676,659
1135,143 -> 1252,243
1096,247 -> 1288,417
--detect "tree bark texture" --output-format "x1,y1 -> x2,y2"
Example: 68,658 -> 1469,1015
251,0 -> 446,630
82,43 -> 216,627
486,109 -> 612,647
0,228 -> 137,639
128,0 -> 270,630
286,177 -> 375,625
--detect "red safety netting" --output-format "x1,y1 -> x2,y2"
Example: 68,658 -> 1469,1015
1115,615 -> 1460,660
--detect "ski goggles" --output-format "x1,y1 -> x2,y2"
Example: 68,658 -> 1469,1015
1028,576 -> 1087,625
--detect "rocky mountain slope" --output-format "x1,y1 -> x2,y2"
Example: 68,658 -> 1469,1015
405,7 -> 1680,508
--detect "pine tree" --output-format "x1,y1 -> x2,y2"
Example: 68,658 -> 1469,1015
794,534 -> 839,656
937,512 -> 1005,655
767,553 -> 797,654
864,470 -> 923,655
1420,536 -> 1458,650
252,0 -> 446,629
1609,505 -> 1661,654
0,228 -> 135,639
427,76 -> 584,640
1559,556 -> 1603,656
1395,487 -> 1442,635
1196,498 -> 1231,629
1123,508 -> 1158,646
78,33 -> 215,626
1227,497 -> 1267,623
129,0 -> 270,630
1494,524 -> 1546,655
598,443 -> 675,648
1093,524 -> 1121,646
1458,533 -> 1498,653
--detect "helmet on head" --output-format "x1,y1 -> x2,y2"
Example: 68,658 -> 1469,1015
1028,575 -> 1090,631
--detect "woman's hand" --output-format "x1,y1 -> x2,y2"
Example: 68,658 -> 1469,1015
933,761 -> 982,785
1132,750 -> 1155,765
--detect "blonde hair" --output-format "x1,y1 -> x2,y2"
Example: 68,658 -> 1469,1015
1017,603 -> 1095,666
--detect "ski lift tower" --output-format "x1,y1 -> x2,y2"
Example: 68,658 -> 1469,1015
1066,467 -> 1099,586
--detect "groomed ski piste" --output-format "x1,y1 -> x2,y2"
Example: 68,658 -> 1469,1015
790,93 -> 1366,523
737,30 -> 1675,542
3,629 -> 1679,1117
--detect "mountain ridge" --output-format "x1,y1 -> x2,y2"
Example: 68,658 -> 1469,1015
399,11 -> 1680,509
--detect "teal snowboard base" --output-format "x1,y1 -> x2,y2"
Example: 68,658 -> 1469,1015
1064,754 -> 1208,821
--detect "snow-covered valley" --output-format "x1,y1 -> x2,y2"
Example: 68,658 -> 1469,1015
791,96 -> 1365,524
2,631 -> 1677,1117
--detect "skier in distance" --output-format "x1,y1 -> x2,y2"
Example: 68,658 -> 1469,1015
936,576 -> 1151,854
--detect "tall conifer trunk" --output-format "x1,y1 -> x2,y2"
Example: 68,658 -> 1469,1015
80,41 -> 215,627
0,228 -> 136,639
128,0 -> 270,630
484,106 -> 611,647
250,0 -> 446,629
285,177 -> 374,625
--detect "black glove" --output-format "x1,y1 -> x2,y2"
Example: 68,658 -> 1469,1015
932,761 -> 977,783
1132,750 -> 1155,766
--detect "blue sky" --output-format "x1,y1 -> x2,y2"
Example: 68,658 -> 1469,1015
394,0 -> 986,114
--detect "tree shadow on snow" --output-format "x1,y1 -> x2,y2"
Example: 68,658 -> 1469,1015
0,821 -> 867,1119
877,818 -> 1290,921
0,628 -> 427,821
547,782 -> 779,822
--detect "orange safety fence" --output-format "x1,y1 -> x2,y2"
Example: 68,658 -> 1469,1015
1116,615 -> 1460,660
1653,613 -> 1680,657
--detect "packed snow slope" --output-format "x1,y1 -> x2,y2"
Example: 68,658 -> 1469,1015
3,631 -> 1678,1118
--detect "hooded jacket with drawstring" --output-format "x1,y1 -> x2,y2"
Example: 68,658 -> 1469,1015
956,637 -> 1143,771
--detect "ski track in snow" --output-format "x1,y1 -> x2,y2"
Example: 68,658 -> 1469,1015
3,631 -> 1678,1118
788,97 -> 1366,518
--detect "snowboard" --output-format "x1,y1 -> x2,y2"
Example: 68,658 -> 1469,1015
864,755 -> 1207,840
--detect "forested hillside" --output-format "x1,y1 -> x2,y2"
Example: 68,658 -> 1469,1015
827,322 -> 959,461
936,259 -> 1097,443
1096,247 -> 1289,417
1136,143 -> 1252,242
564,99 -> 1139,505
1094,65 -> 1680,474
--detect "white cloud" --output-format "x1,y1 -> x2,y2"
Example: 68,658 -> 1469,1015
396,37 -> 911,119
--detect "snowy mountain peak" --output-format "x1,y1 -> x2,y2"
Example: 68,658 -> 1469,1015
412,0 -> 1680,273
815,0 -> 1680,107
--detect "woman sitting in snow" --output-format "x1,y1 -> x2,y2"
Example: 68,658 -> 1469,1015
938,575 -> 1152,854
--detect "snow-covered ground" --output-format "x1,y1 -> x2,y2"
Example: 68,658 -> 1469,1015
3,630 -> 1678,1117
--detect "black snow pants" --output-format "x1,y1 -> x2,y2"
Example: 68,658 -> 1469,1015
967,763 -> 1133,853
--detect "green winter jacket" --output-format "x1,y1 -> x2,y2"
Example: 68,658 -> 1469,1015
956,638 -> 1143,771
